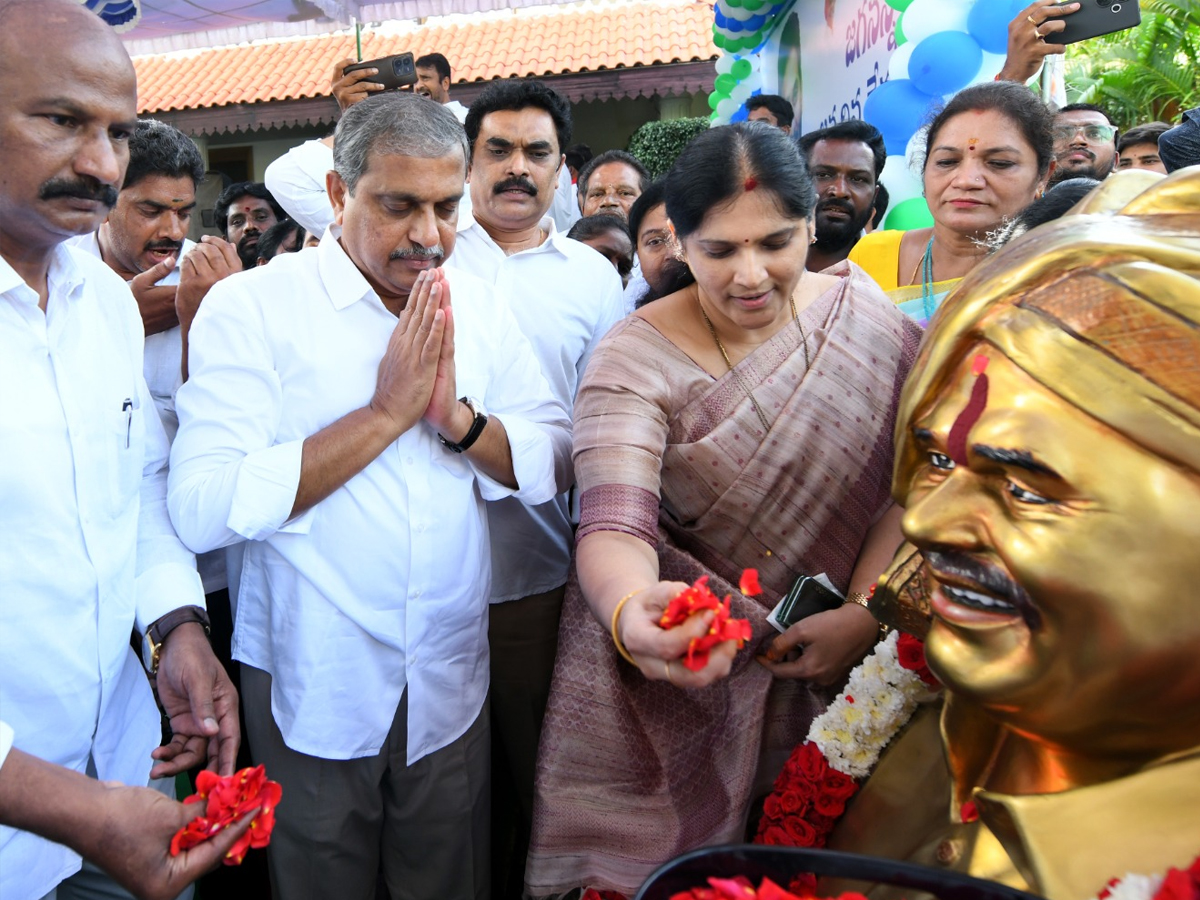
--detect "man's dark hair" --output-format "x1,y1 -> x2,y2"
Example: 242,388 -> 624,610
577,150 -> 651,200
1117,121 -> 1170,154
1057,102 -> 1115,126
565,143 -> 593,172
464,79 -> 572,155
256,219 -> 306,261
746,94 -> 795,129
1160,108 -> 1200,173
871,183 -> 890,230
990,177 -> 1101,249
797,120 -> 887,179
124,119 -> 204,191
567,213 -> 629,244
415,52 -> 451,82
213,182 -> 286,234
628,178 -> 667,245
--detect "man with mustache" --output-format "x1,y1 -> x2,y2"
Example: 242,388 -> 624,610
797,120 -> 886,273
0,2 -> 241,897
69,118 -> 240,438
825,171 -> 1200,899
212,182 -> 285,270
1048,103 -> 1118,185
451,78 -> 624,900
168,91 -> 569,900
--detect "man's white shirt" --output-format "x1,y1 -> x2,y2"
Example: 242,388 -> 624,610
168,230 -> 569,763
0,245 -> 204,899
66,231 -> 195,441
449,216 -> 624,602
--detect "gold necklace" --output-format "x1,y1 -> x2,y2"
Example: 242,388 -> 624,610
698,291 -> 811,433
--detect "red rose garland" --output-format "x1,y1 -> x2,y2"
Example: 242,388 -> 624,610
170,764 -> 283,865
666,875 -> 870,900
753,632 -> 940,851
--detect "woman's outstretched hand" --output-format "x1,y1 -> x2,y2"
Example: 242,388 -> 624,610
618,582 -> 740,689
757,601 -> 878,686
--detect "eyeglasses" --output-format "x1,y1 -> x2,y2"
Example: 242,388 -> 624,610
1053,124 -> 1118,144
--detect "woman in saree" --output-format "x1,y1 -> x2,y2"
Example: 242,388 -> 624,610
525,123 -> 923,897
849,81 -> 1055,325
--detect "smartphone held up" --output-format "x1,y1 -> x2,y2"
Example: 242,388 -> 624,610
1052,0 -> 1140,44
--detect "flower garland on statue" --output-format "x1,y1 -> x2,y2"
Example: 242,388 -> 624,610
753,624 -> 942,854
1095,856 -> 1200,900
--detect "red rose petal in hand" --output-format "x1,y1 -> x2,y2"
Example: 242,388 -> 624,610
739,568 -> 762,597
170,765 -> 283,865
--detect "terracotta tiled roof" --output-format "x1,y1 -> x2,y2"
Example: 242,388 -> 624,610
133,0 -> 716,114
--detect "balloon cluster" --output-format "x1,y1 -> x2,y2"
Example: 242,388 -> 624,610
708,0 -> 787,124
864,0 -> 1027,230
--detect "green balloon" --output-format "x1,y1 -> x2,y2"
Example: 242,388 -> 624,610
725,0 -> 743,7
883,197 -> 933,231
708,90 -> 724,110
713,31 -> 727,49
715,73 -> 736,93
894,14 -> 907,46
884,0 -> 914,10
742,0 -> 766,9
731,59 -> 752,80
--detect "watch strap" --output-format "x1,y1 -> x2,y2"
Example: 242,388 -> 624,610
438,397 -> 488,454
143,605 -> 211,674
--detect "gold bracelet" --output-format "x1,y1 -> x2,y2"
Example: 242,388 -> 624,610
843,590 -> 891,640
610,590 -> 641,666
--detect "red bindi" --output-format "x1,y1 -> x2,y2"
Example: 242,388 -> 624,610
744,176 -> 758,192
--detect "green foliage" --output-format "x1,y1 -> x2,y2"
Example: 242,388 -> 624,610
627,117 -> 711,179
1064,0 -> 1200,127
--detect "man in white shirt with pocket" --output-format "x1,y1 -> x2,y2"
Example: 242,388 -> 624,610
452,77 -> 624,900
0,3 -> 240,898
168,91 -> 570,900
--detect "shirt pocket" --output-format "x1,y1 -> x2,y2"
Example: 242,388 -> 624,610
106,398 -> 144,518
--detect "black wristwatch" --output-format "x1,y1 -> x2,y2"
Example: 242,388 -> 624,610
141,606 -> 211,675
438,397 -> 488,453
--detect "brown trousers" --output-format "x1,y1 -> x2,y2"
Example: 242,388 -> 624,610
241,665 -> 490,900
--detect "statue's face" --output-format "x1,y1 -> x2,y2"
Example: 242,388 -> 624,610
899,347 -> 1200,754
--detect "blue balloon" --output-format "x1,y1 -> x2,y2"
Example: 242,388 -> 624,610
730,104 -> 750,123
715,7 -> 729,27
908,31 -> 984,97
967,0 -> 1025,54
864,78 -> 940,156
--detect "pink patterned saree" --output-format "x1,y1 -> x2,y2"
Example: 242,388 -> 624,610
525,264 -> 922,897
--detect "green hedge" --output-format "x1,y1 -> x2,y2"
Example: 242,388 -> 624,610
627,117 -> 711,179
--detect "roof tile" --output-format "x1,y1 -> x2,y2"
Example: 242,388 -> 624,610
134,0 -> 715,113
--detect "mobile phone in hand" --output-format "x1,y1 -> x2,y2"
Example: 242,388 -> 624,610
343,53 -> 418,91
1053,0 -> 1140,44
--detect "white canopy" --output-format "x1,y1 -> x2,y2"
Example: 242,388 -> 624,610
98,0 -> 576,55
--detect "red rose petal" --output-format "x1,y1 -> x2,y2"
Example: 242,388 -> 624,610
170,765 -> 283,865
739,569 -> 762,597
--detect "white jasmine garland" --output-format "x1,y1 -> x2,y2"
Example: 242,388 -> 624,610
806,631 -> 941,779
1096,873 -> 1164,900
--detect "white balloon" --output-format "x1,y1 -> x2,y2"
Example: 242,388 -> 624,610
975,50 -> 1007,82
901,0 -> 973,46
888,41 -> 916,81
879,153 -> 925,208
717,97 -> 740,121
715,53 -> 736,76
731,80 -> 753,104
723,4 -> 759,21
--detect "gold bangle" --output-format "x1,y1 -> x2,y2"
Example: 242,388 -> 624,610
611,590 -> 641,666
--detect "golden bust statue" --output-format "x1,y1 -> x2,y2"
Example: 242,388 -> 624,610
834,166 -> 1200,900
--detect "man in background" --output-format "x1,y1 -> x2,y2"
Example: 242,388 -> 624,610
576,149 -> 649,220
1050,103 -> 1118,184
414,52 -> 469,123
746,94 -> 795,133
797,120 -> 886,272
567,214 -> 633,284
1117,121 -> 1170,174
213,181 -> 284,269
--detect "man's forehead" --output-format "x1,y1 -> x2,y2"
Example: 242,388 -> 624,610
1058,111 -> 1110,127
127,174 -> 196,203
592,162 -> 640,186
479,107 -> 556,142
810,139 -> 876,170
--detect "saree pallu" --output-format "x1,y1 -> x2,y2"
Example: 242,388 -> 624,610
525,265 -> 923,897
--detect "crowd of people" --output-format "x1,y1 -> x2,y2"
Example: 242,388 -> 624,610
1,1 -> 1199,900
